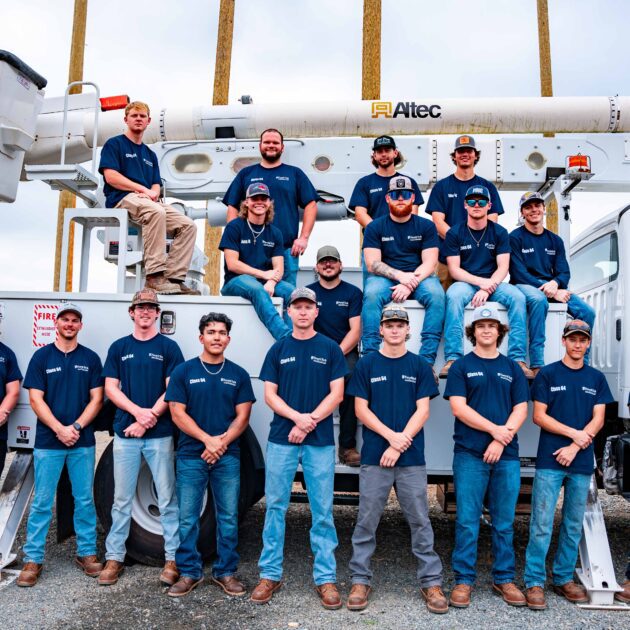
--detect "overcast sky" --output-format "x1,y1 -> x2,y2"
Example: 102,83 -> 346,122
1,0 -> 629,291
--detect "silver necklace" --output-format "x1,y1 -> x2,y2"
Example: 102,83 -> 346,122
199,356 -> 225,376
247,220 -> 265,245
468,225 -> 487,247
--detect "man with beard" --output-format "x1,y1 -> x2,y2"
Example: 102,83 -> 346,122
440,185 -> 530,379
223,129 -> 319,286
220,182 -> 293,340
17,304 -> 104,586
426,136 -> 504,290
307,245 -> 363,466
361,176 -> 444,373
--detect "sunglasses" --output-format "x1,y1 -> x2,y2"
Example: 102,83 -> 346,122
381,308 -> 408,321
466,199 -> 489,208
388,190 -> 413,201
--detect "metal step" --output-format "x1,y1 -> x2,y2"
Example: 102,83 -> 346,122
25,163 -> 100,206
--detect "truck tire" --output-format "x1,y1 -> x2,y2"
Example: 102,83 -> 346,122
94,428 -> 265,566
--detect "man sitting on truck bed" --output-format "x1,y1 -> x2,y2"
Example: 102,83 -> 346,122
510,192 -> 596,374
99,101 -> 198,295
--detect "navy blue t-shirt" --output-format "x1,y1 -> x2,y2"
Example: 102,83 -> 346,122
219,217 -> 284,284
443,220 -> 511,278
260,333 -> 347,446
363,214 -> 439,272
103,334 -> 184,439
509,226 -> 570,289
98,134 -> 161,208
23,344 -> 103,450
349,172 -> 425,222
444,352 -> 530,460
0,343 -> 22,441
222,163 -> 319,248
532,361 -> 613,474
165,357 -> 255,459
348,352 -> 438,466
307,280 -> 363,345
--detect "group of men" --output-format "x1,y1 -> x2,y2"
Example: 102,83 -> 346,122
0,104 -> 627,611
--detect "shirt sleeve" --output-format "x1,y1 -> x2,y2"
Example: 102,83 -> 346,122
23,350 -> 45,391
596,372 -> 614,405
98,138 -> 122,174
349,286 -> 363,318
509,230 -> 543,287
443,359 -> 467,399
553,236 -> 571,289
425,179 -> 445,215
165,341 -> 185,377
236,369 -> 257,405
295,168 -> 319,206
362,221 -> 381,250
348,177 -> 369,211
259,344 -> 279,384
531,369 -> 550,404
164,364 -> 187,404
6,349 -> 23,383
222,170 -> 245,207
330,343 -> 348,381
510,363 -> 530,405
219,219 -> 241,252
495,226 -> 511,255
487,181 -> 505,216
416,360 -> 439,400
346,358 -> 368,398
411,177 -> 425,206
102,341 -> 121,379
422,219 -> 440,250
89,352 -> 104,389
443,226 -> 461,259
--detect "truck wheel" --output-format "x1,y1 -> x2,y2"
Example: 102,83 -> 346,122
94,429 -> 265,566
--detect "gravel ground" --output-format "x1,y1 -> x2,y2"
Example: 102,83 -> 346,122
1,467 -> 628,630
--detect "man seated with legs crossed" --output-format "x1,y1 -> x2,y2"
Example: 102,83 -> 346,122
165,313 -> 255,597
362,175 -> 445,374
440,185 -> 531,379
347,305 -> 447,614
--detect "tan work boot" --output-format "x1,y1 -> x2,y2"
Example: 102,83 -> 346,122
338,447 -> 360,467
145,273 -> 181,295
16,562 -> 43,587
211,575 -> 246,596
553,581 -> 589,603
439,360 -> 455,379
315,582 -> 342,609
160,560 -> 179,586
75,555 -> 103,577
347,583 -> 371,610
98,560 -> 125,586
493,582 -> 526,606
420,585 -> 449,614
250,578 -> 282,604
449,583 -> 472,608
167,576 -> 203,597
615,579 -> 630,603
169,280 -> 201,296
516,361 -> 535,380
525,586 -> 547,610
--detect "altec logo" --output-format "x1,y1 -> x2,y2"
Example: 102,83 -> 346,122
371,101 -> 442,119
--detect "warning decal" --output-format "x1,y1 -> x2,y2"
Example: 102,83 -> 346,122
33,303 -> 58,347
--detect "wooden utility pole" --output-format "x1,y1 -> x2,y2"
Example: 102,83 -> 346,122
53,0 -> 88,291
204,0 -> 235,295
536,0 -> 558,233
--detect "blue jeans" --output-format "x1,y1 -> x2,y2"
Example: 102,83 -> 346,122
361,274 -> 445,363
516,284 -> 595,366
259,442 -> 337,585
444,282 -> 527,361
176,454 -> 240,579
222,274 -> 292,341
23,447 -> 97,563
105,435 -> 179,562
283,248 -> 299,287
452,451 -> 520,584
524,468 -> 591,587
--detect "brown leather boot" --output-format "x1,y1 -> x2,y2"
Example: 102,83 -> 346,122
615,580 -> 630,604
553,581 -> 589,603
211,575 -> 246,596
160,560 -> 179,586
338,447 -> 360,467
315,582 -> 342,609
16,562 -> 43,587
493,582 -> 526,606
250,578 -> 282,604
420,585 -> 449,614
516,361 -> 535,379
449,583 -> 472,608
347,583 -> 371,610
525,586 -> 547,610
169,280 -> 201,296
439,360 -> 454,379
145,273 -> 181,295
98,560 -> 125,586
167,576 -> 204,597
75,555 -> 103,577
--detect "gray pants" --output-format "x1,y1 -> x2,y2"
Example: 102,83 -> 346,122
349,465 -> 443,587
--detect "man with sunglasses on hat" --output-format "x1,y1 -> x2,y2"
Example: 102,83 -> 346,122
346,305 -> 447,614
223,128 -> 319,286
440,185 -> 531,379
99,289 -> 184,588
426,135 -> 504,291
523,320 -> 613,609
18,303 -> 103,587
444,305 -> 530,609
307,245 -> 363,467
510,192 -> 596,375
220,182 -> 293,341
361,176 -> 444,372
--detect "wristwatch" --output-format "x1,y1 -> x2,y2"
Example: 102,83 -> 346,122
72,422 -> 82,432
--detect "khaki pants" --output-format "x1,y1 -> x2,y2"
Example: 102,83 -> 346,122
118,193 -> 197,281
436,261 -> 455,292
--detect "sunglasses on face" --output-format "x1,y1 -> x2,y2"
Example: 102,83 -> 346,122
466,198 -> 489,208
388,190 -> 413,201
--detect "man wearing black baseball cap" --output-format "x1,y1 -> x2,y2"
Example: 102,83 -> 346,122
523,320 -> 613,609
426,135 -> 504,290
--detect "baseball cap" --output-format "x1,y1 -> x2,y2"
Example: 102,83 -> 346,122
388,175 -> 414,192
471,305 -> 501,324
131,288 -> 160,307
288,287 -> 317,306
465,185 -> 490,200
519,191 -> 545,209
380,304 -> 409,323
57,302 -> 83,320
454,135 -> 477,150
563,319 -> 591,339
246,182 -> 270,198
316,245 -> 341,263
372,135 -> 396,150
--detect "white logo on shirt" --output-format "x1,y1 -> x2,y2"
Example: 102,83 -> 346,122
467,371 -> 483,378
402,374 -> 416,383
221,378 -> 237,386
407,235 -> 423,241
550,385 -> 566,392
371,375 -> 387,383
382,236 -> 394,242
241,239 -> 251,244
545,248 -> 556,255
121,353 -> 134,362
143,158 -> 153,167
149,353 -> 164,361
369,187 -> 383,193
125,153 -> 137,158
522,247 -> 534,254
74,365 -> 89,372
262,240 -> 275,247
190,378 -> 206,384
46,366 -> 62,374
485,243 -> 495,250
448,193 -> 458,198
582,386 -> 597,396
276,176 -> 289,181
280,356 -> 296,365
497,372 -> 513,383
336,301 -> 348,307
311,355 -> 327,365
461,244 -> 472,251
